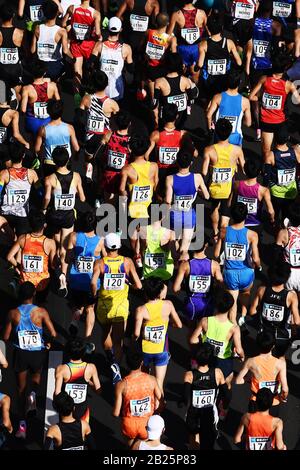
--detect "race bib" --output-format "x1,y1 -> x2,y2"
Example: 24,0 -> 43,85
18,330 -> 41,350
253,40 -> 269,58
273,1 -> 292,17
237,195 -> 257,214
103,273 -> 126,290
22,254 -> 43,273
146,42 -> 165,60
207,59 -> 227,76
29,4 -> 43,22
65,383 -> 87,404
130,14 -> 149,32
189,275 -> 211,293
289,248 -> 300,267
192,389 -> 215,408
129,396 -> 151,417
262,303 -> 284,322
33,102 -> 49,119
0,126 -> 7,143
262,93 -> 282,110
50,143 -> 71,160
277,168 -> 296,186
249,437 -> 272,451
219,114 -> 237,130
234,2 -> 255,19
181,27 -> 200,44
158,147 -> 178,165
212,167 -> 232,183
87,116 -> 105,133
174,195 -> 194,212
225,242 -> 246,261
107,150 -> 127,170
37,43 -> 55,61
76,256 -> 94,273
7,189 -> 29,207
144,325 -> 165,344
206,338 -> 225,357
167,94 -> 187,112
63,446 -> 84,450
55,193 -> 75,210
145,253 -> 166,269
0,47 -> 18,65
102,58 -> 119,74
73,23 -> 89,41
131,185 -> 151,203
259,380 -> 280,394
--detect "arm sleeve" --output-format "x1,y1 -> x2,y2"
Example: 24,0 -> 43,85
44,436 -> 55,450
263,163 -> 274,187
183,381 -> 192,406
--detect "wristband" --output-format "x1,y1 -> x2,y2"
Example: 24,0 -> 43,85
297,18 -> 300,28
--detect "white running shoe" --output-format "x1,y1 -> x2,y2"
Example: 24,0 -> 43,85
15,421 -> 26,439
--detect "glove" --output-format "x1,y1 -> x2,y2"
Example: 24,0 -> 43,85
102,16 -> 109,29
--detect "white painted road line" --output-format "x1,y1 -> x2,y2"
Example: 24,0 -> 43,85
44,350 -> 63,439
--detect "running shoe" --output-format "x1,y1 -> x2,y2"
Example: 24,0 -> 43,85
134,254 -> 143,269
15,421 -> 26,439
111,362 -> 122,386
26,391 -> 37,414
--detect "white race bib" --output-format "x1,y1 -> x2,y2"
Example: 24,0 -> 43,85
237,195 -> 258,214
0,47 -> 18,65
144,325 -> 165,344
130,14 -> 149,32
7,189 -> 29,207
22,254 -> 43,273
103,273 -> 126,290
145,253 -> 166,269
262,303 -> 284,322
289,248 -> 300,267
225,242 -> 246,261
167,93 -> 187,112
249,437 -> 272,451
65,383 -> 87,404
158,146 -> 178,165
181,27 -> 200,44
76,256 -> 94,273
207,59 -> 227,75
253,40 -> 269,58
277,168 -> 296,186
63,446 -> 84,450
129,396 -> 151,417
87,116 -> 105,133
107,150 -> 127,170
212,167 -> 232,183
33,102 -> 49,119
29,4 -> 43,22
273,1 -> 292,17
234,2 -> 255,19
73,23 -> 89,41
146,42 -> 165,60
102,58 -> 119,74
206,338 -> 225,357
50,143 -> 71,159
0,126 -> 7,143
54,193 -> 75,210
259,380 -> 280,394
131,185 -> 151,203
174,195 -> 194,212
262,93 -> 282,110
192,389 -> 215,408
219,115 -> 238,131
189,275 -> 211,293
18,330 -> 41,350
37,43 -> 55,61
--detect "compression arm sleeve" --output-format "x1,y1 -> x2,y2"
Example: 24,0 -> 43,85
85,433 -> 97,450
263,163 -> 274,187
219,383 -> 232,409
44,436 -> 54,450
183,382 -> 192,406
152,88 -> 161,109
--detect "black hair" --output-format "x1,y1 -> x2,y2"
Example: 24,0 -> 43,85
129,135 -> 150,157
165,52 -> 183,74
31,60 -> 47,79
42,0 -> 58,20
274,125 -> 289,146
195,342 -> 214,366
156,12 -> 169,28
256,330 -> 275,354
65,337 -> 86,360
143,277 -> 165,300
80,211 -> 97,233
29,211 -> 46,232
254,388 -> 274,411
92,70 -> 108,91
176,150 -> 193,169
162,103 -> 178,123
52,147 -> 69,167
244,159 -> 262,179
53,392 -> 74,417
9,141 -> 25,164
257,0 -> 272,15
126,344 -> 143,370
215,290 -> 235,313
47,99 -> 63,120
227,70 -> 241,90
207,14 -> 223,35
268,262 -> 291,286
115,109 -> 131,130
272,54 -> 291,74
231,202 -> 248,223
288,202 -> 300,227
1,4 -> 15,22
215,118 -> 233,141
19,281 -> 36,302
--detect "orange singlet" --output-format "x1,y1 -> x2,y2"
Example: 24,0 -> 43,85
21,234 -> 50,291
246,413 -> 275,450
250,355 -> 281,406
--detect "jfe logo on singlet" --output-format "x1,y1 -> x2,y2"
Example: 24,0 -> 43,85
146,42 -> 164,60
130,14 -> 149,32
181,27 -> 200,44
233,2 -> 255,19
237,195 -> 257,214
253,40 -> 268,57
54,193 -> 75,210
277,168 -> 295,186
167,94 -> 187,112
0,48 -> 18,65
144,325 -> 165,344
30,4 -> 43,22
87,116 -> 105,133
145,253 -> 166,269
73,23 -> 89,41
7,189 -> 29,207
212,167 -> 232,183
262,93 -> 282,110
23,254 -> 43,273
76,256 -> 94,273
225,242 -> 246,261
18,330 -> 41,350
132,185 -> 151,202
107,150 -> 126,170
206,338 -> 225,357
262,303 -> 284,322
249,437 -> 272,451
273,1 -> 292,17
159,147 -> 178,165
65,383 -> 87,404
129,396 -> 151,417
289,248 -> 300,267
207,59 -> 227,76
103,273 -> 126,290
192,389 -> 215,408
189,275 -> 211,293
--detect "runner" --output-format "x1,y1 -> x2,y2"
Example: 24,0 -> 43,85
54,337 -> 101,422
215,202 -> 261,324
134,277 -> 182,391
131,415 -> 173,450
112,345 -> 162,447
229,0 -> 258,54
234,388 -> 286,450
45,392 -> 96,450
91,232 -> 142,384
3,281 -> 57,439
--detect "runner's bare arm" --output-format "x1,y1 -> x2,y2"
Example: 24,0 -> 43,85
197,41 -> 207,68
167,11 -> 179,35
116,1 -> 128,20
112,381 -> 124,416
42,177 -> 53,211
89,364 -> 101,392
242,97 -> 252,127
76,174 -> 86,202
133,306 -> 144,339
173,260 -> 188,293
232,326 -> 245,360
47,239 -> 57,270
206,94 -> 221,129
31,25 -> 39,54
91,259 -> 101,297
245,39 -> 253,76
249,286 -> 265,315
0,348 -> 8,368
190,318 -> 206,345
201,147 -> 210,176
212,259 -> 223,282
35,126 -> 45,154
145,131 -> 159,160
42,309 -> 57,339
278,360 -> 288,399
262,187 -> 275,223
234,414 -> 247,444
7,238 -> 23,268
286,80 -> 300,105
274,419 -> 286,450
196,173 -> 210,200
54,366 -> 65,395
11,111 -> 29,148
235,359 -> 251,384
69,125 -> 80,153
249,76 -> 266,101
61,29 -> 73,58
18,0 -> 25,17
248,230 -> 260,268
164,175 -> 173,205
288,291 -> 300,326
237,147 -> 245,172
228,39 -> 242,66
127,258 -> 142,289
119,166 -> 129,196
62,5 -> 73,28
168,301 -> 182,328
21,87 -> 29,114
276,228 -> 288,247
94,10 -> 101,38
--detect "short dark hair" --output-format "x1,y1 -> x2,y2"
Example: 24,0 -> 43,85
156,12 -> 169,28
29,211 -> 46,232
92,70 -> 108,91
256,329 -> 275,354
31,60 -> 47,79
66,337 -> 86,360
244,159 -> 262,178
257,0 -> 272,15
129,135 -> 150,157
255,388 -> 274,411
288,202 -> 300,227
126,344 -> 143,370
195,342 -> 214,366
272,54 -> 291,74
227,70 -> 241,90
115,109 -> 131,130
268,262 -> 291,286
9,141 -> 25,163
0,3 -> 15,21
42,0 -> 58,19
207,14 -> 223,35
176,150 -> 193,169
52,147 -> 69,167
215,118 -> 232,141
162,103 -> 178,123
215,290 -> 234,313
47,99 -> 63,120
143,277 -> 165,300
19,281 -> 36,302
274,125 -> 289,146
53,392 -> 74,417
165,52 -> 183,74
231,202 -> 248,223
80,211 -> 97,233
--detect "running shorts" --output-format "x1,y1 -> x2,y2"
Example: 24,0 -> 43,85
70,40 -> 95,59
223,268 -> 254,291
177,44 -> 199,67
121,416 -> 148,440
96,297 -> 129,324
14,348 -> 46,373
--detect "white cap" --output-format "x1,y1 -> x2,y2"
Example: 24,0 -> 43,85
146,415 -> 165,440
109,16 -> 122,33
104,233 -> 121,250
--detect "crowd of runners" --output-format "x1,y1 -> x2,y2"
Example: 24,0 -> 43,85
0,0 -> 300,451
